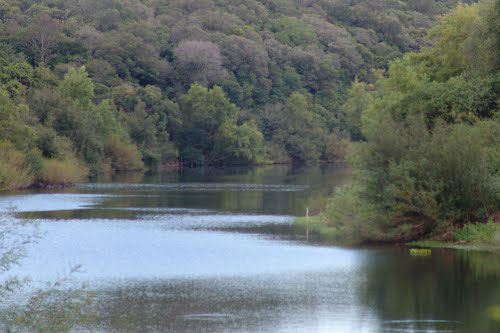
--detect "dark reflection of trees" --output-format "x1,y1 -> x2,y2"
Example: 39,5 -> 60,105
356,248 -> 500,332
24,165 -> 351,219
84,279 -> 286,332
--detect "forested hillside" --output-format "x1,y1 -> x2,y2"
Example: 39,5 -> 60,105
324,0 -> 499,243
0,0 -> 473,189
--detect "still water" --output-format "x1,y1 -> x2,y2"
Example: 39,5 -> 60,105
1,166 -> 499,332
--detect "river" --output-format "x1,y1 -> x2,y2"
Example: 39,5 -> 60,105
1,166 -> 499,332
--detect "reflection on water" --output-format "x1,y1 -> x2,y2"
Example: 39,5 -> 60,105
12,221 -> 360,280
0,193 -> 106,212
359,248 -> 500,333
1,165 -> 499,332
89,271 -> 375,333
78,182 -> 309,191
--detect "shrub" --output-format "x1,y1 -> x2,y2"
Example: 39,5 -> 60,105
179,146 -> 205,167
36,127 -> 75,160
419,122 -> 499,222
323,133 -> 349,162
103,136 -> 144,171
454,220 -> 496,242
324,185 -> 366,243
264,143 -> 290,164
324,115 -> 500,243
38,158 -> 89,185
0,141 -> 33,190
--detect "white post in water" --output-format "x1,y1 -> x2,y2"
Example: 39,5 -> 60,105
306,208 -> 310,240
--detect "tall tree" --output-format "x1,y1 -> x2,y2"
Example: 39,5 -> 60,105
26,15 -> 61,65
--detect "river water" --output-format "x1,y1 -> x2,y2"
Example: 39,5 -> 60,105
1,166 -> 499,332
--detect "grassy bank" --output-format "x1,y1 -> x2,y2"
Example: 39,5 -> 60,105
293,216 -> 337,243
294,216 -> 500,253
409,223 -> 500,253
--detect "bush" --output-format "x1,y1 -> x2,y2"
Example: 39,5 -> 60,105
324,185 -> 367,243
38,158 -> 89,185
326,119 -> 500,243
264,143 -> 291,164
419,122 -> 499,222
179,146 -> 205,167
36,127 -> 75,160
0,141 -> 33,190
323,133 -> 349,162
454,221 -> 496,242
103,136 -> 144,171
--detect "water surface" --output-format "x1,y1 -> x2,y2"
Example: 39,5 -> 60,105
1,166 -> 499,332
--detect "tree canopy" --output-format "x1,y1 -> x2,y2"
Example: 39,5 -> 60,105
0,0 -> 481,189
325,0 -> 500,243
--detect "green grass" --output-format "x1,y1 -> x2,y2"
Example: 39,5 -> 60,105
409,222 -> 500,253
454,220 -> 496,242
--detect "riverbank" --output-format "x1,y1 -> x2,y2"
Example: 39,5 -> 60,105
294,216 -> 500,253
293,216 -> 337,243
409,223 -> 500,253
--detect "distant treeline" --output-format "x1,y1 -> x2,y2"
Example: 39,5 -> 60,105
0,0 -> 473,189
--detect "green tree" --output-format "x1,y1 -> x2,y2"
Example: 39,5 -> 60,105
341,80 -> 372,140
59,66 -> 94,108
177,84 -> 264,165
282,92 -> 324,163
213,121 -> 264,164
325,0 -> 500,243
271,17 -> 319,47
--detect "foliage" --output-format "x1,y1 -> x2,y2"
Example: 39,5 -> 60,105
323,133 -> 350,162
326,0 -> 500,243
176,84 -> 259,165
0,0 -> 468,187
59,66 -> 94,107
10,270 -> 95,333
0,141 -> 34,191
103,136 -> 144,171
454,220 -> 497,242
341,80 -> 372,140
212,121 -> 264,165
37,158 -> 89,185
294,216 -> 337,243
0,212 -> 94,332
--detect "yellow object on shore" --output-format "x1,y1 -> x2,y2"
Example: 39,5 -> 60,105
409,248 -> 432,256
487,305 -> 500,321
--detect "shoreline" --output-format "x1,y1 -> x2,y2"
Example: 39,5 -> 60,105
1,162 -> 346,192
408,226 -> 500,252
293,216 -> 500,253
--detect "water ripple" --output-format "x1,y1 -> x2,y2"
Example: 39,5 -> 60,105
77,182 -> 308,192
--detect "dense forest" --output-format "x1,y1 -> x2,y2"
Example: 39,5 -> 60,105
324,0 -> 499,243
0,0 -> 475,189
